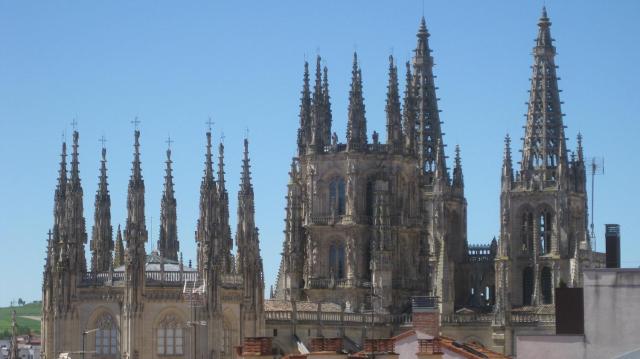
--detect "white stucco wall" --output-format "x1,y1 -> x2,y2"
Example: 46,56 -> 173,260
517,269 -> 640,359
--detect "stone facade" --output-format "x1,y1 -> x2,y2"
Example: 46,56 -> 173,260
41,8 -> 605,359
42,130 -> 264,359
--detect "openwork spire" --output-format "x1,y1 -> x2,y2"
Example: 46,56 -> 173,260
502,134 -> 514,189
413,17 -> 446,181
113,224 -> 124,267
158,145 -> 179,261
91,145 -> 113,272
402,61 -> 417,155
196,131 -> 219,273
65,131 -> 87,272
322,65 -> 332,145
124,130 -> 147,272
520,7 -> 567,181
51,141 -> 68,269
346,52 -> 367,151
218,141 -> 233,273
235,138 -> 264,318
452,145 -> 464,191
297,61 -> 312,154
386,55 -> 402,151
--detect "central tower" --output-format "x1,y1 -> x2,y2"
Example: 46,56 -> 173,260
276,18 -> 468,315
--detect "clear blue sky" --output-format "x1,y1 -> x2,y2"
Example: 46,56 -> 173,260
0,1 -> 638,306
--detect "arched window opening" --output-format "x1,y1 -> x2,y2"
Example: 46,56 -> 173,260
157,315 -> 184,356
522,267 -> 534,306
95,313 -> 118,356
541,267 -> 553,304
329,243 -> 345,278
521,211 -> 534,252
484,286 -> 490,303
329,178 -> 346,215
539,211 -> 553,254
366,181 -> 375,219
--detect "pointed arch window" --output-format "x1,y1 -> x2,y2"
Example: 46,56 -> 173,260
95,313 -> 118,356
522,267 -> 534,306
521,211 -> 534,252
539,210 -> 553,254
329,243 -> 345,279
541,267 -> 553,304
329,178 -> 346,215
157,314 -> 184,356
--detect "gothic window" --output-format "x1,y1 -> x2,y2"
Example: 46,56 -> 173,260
521,211 -> 534,252
157,315 -> 184,356
539,211 -> 553,254
95,313 -> 118,356
329,178 -> 346,215
329,243 -> 345,278
366,181 -> 374,219
541,267 -> 553,304
522,267 -> 534,306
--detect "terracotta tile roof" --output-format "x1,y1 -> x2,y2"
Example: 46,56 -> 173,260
390,330 -> 509,359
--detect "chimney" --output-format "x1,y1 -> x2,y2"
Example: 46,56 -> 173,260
411,297 -> 440,337
363,339 -> 398,359
307,338 -> 346,359
605,224 -> 621,268
416,339 -> 444,359
238,337 -> 274,359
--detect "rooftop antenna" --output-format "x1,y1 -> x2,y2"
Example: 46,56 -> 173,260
588,156 -> 605,251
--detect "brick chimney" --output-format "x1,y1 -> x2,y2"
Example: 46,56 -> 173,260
363,339 -> 398,359
411,297 -> 440,337
307,338 -> 346,359
416,339 -> 443,359
238,337 -> 274,359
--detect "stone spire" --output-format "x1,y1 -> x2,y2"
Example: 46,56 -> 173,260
402,61 -> 417,155
283,158 -> 304,300
65,130 -> 87,273
311,56 -> 330,150
124,130 -> 147,290
502,134 -> 514,190
386,55 -> 403,152
113,224 -> 124,267
158,145 -> 179,261
433,138 -> 449,191
297,61 -> 312,155
218,141 -> 233,273
346,52 -> 367,151
452,145 -> 464,192
235,138 -> 265,336
90,146 -> 113,272
196,131 -> 218,274
51,141 -> 68,271
520,7 -> 568,182
322,65 -> 332,144
413,17 -> 446,181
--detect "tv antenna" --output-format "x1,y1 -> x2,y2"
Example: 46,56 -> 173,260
588,156 -> 605,252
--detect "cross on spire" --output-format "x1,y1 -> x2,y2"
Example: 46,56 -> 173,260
165,135 -> 174,149
131,116 -> 141,130
220,131 -> 226,144
244,127 -> 250,140
206,117 -> 215,132
71,118 -> 78,131
99,135 -> 107,148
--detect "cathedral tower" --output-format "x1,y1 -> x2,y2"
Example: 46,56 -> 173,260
496,8 -> 591,310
